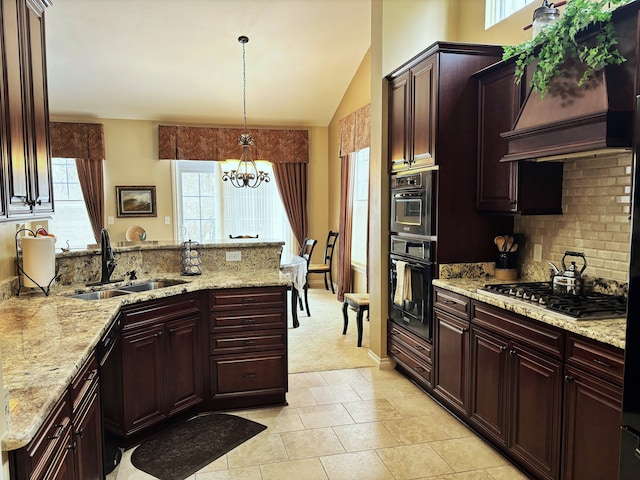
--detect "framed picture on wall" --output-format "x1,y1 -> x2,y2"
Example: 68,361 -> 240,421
116,186 -> 157,217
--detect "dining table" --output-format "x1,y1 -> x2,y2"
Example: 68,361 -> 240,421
280,252 -> 307,328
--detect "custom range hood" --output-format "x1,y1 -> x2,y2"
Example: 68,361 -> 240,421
500,2 -> 639,162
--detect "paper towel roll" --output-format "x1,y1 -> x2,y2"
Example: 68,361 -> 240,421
21,236 -> 55,288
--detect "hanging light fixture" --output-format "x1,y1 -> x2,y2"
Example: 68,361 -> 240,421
222,35 -> 270,188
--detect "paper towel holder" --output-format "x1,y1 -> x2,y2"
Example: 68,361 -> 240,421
15,228 -> 59,296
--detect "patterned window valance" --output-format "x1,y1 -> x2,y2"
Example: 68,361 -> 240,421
50,122 -> 105,161
158,125 -> 309,164
339,104 -> 370,157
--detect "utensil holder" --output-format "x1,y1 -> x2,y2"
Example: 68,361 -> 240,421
495,251 -> 518,281
15,228 -> 58,295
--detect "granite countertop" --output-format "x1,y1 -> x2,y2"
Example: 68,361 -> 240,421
0,270 -> 289,451
433,278 -> 626,350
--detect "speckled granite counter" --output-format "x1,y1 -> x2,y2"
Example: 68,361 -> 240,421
433,278 -> 626,350
2,239 -> 291,451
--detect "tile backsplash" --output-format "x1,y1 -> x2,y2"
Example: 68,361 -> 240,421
515,152 -> 632,285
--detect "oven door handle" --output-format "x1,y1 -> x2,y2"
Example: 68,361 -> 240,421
391,259 -> 427,271
393,192 -> 423,198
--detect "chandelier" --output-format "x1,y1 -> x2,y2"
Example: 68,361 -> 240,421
222,36 -> 270,188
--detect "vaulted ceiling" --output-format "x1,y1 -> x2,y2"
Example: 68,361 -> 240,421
45,0 -> 371,127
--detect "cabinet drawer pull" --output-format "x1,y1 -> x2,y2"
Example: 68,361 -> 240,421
157,331 -> 163,337
391,329 -> 401,335
593,358 -> 613,368
67,441 -> 77,452
413,366 -> 425,373
85,369 -> 97,382
564,375 -> 574,383
48,423 -> 65,440
509,349 -> 517,356
75,427 -> 84,439
390,347 -> 400,354
442,299 -> 457,305
243,340 -> 257,346
168,329 -> 175,335
500,346 -> 507,353
243,373 -> 257,379
243,319 -> 256,324
243,298 -> 256,303
413,344 -> 426,351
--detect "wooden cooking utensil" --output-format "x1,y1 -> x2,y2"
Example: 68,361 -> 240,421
495,236 -> 506,251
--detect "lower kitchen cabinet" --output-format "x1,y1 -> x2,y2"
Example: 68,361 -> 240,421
208,286 -> 288,409
470,302 -> 563,480
433,288 -> 471,416
387,321 -> 432,388
9,352 -> 102,480
102,293 -> 204,443
561,334 -> 623,480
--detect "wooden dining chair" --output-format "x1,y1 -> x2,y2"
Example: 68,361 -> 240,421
229,234 -> 259,239
298,238 -> 317,316
308,231 -> 339,294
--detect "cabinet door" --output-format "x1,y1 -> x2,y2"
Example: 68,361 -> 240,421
41,429 -> 75,480
509,343 -> 562,480
389,72 -> 409,172
434,308 -> 469,415
165,315 -> 203,416
122,324 -> 166,435
410,55 -> 436,168
469,326 -> 508,447
477,63 -> 522,212
562,365 -> 621,480
22,0 -> 52,214
2,0 -> 32,216
73,382 -> 103,480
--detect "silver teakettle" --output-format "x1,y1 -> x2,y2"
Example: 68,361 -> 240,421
548,251 -> 593,296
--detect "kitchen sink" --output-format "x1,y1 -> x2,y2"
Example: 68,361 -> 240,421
69,289 -> 131,300
118,279 -> 188,292
68,279 -> 188,300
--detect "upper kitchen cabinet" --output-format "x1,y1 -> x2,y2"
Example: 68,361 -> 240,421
475,61 -> 563,215
1,0 -> 53,219
389,55 -> 436,172
388,43 -> 505,174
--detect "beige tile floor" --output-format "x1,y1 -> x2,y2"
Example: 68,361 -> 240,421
108,289 -> 531,480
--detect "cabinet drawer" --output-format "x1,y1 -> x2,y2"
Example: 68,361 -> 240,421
70,351 -> 98,413
210,330 -> 286,355
566,334 -> 624,386
121,293 -> 201,330
23,392 -> 72,480
472,301 -> 563,359
209,287 -> 286,311
388,338 -> 432,387
210,311 -> 286,332
388,322 -> 431,364
434,287 -> 471,319
210,353 -> 286,396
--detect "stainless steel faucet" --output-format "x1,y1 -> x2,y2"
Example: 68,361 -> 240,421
100,228 -> 116,283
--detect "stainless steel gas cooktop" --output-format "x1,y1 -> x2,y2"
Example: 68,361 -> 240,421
479,281 -> 627,321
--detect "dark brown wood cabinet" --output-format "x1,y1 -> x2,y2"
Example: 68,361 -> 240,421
1,0 -> 53,218
102,293 -> 204,442
561,335 -> 623,480
208,286 -> 288,410
475,60 -> 563,215
389,55 -> 436,172
9,353 -> 101,480
387,42 -> 514,264
433,288 -> 470,416
387,321 -> 432,388
470,301 -> 563,480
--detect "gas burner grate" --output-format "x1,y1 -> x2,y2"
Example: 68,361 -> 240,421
481,282 -> 627,320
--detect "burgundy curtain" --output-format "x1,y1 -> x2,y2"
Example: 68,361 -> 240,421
272,162 -> 308,249
75,159 -> 104,243
50,122 -> 105,243
337,154 -> 355,301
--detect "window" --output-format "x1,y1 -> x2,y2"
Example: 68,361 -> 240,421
48,158 -> 95,250
351,148 -> 369,268
485,0 -> 535,28
174,160 -> 294,252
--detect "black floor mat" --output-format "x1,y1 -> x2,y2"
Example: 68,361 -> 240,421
130,413 -> 267,480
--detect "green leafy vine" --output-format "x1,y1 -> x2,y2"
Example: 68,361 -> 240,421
502,0 -> 631,98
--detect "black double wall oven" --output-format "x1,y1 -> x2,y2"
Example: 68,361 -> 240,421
389,169 -> 436,342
